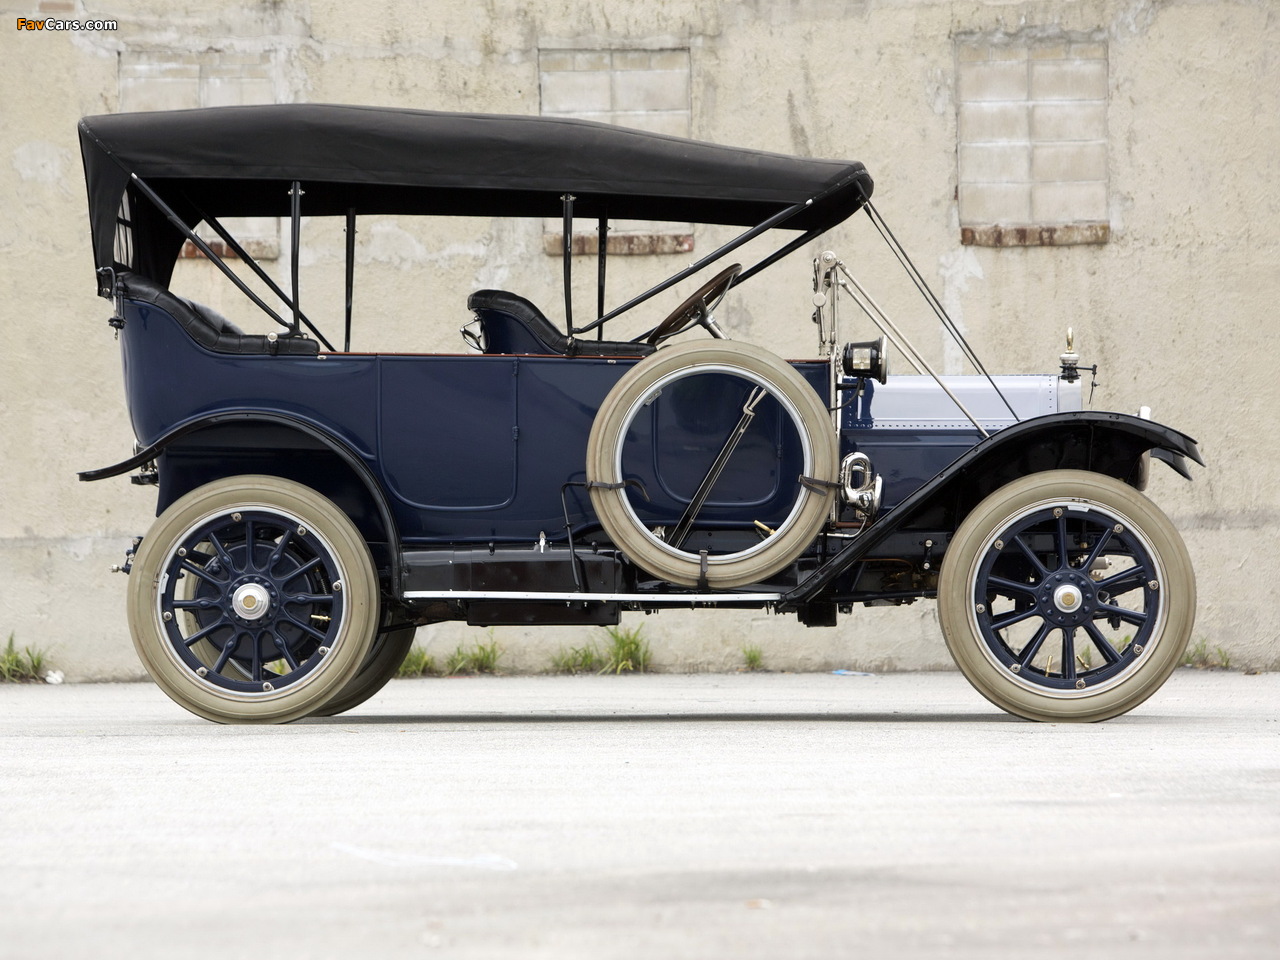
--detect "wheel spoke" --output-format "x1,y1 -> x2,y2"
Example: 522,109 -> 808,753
179,558 -> 226,585
265,528 -> 294,574
1055,515 -> 1070,570
284,592 -> 335,605
991,605 -> 1041,631
212,635 -> 240,674
281,555 -> 325,584
1097,602 -> 1148,627
1082,527 -> 1115,574
280,612 -> 329,642
988,575 -> 1039,598
250,630 -> 263,682
243,518 -> 256,571
1016,622 -> 1054,668
181,618 -> 230,647
172,597 -> 220,610
270,631 -> 301,672
1095,565 -> 1150,597
207,531 -> 239,574
1011,536 -> 1049,579
1083,620 -> 1123,665
1061,627 -> 1077,680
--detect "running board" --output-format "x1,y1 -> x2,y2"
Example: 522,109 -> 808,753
402,589 -> 782,603
400,543 -> 784,613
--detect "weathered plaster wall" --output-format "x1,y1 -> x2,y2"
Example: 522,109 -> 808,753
1,0 -> 1276,678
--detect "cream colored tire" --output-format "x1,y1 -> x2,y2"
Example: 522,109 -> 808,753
126,475 -> 379,723
312,618 -> 416,717
586,341 -> 838,588
938,470 -> 1195,722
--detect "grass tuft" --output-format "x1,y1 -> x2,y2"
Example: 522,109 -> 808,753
1181,637 -> 1231,670
397,645 -> 442,678
1,634 -> 49,683
741,644 -> 765,672
445,635 -> 503,675
550,642 -> 602,675
598,624 -> 650,674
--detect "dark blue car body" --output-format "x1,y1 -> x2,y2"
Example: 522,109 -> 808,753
78,105 -> 1203,723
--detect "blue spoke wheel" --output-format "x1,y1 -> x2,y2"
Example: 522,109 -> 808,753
938,470 -> 1194,722
127,476 -> 379,723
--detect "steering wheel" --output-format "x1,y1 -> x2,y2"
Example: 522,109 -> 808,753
644,264 -> 742,346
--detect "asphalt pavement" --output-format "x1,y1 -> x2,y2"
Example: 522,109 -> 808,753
1,670 -> 1277,959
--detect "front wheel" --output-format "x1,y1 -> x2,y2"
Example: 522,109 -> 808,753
126,475 -> 380,723
938,470 -> 1195,722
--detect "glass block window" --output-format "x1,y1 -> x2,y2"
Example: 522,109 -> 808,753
957,40 -> 1110,247
539,48 -> 693,255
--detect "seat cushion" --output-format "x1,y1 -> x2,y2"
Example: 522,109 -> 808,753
119,273 -> 319,356
468,289 -> 654,358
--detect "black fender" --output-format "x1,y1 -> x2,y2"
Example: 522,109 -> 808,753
79,411 -> 402,590
783,411 -> 1202,606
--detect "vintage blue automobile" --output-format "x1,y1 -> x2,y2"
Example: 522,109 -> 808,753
78,104 -> 1201,723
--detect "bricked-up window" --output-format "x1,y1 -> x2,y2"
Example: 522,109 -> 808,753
119,50 -> 280,259
539,48 -> 693,255
957,40 -> 1110,247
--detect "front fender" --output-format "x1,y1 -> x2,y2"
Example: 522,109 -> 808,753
929,410 -> 1201,494
784,411 -> 1201,605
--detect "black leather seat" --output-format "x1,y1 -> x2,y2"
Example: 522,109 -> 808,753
468,290 -> 655,358
119,272 -> 320,356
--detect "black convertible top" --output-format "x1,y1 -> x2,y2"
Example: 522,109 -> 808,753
79,104 -> 873,281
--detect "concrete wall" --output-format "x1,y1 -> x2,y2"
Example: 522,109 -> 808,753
2,0 -> 1276,679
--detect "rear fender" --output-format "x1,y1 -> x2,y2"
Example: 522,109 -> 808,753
79,412 -> 401,589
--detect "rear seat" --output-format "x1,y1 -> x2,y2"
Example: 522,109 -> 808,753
119,272 -> 320,356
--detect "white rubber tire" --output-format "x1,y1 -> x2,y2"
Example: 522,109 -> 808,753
127,475 -> 379,724
938,470 -> 1195,722
586,340 -> 838,588
311,618 -> 416,717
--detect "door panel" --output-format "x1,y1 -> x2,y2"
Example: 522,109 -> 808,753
379,356 -> 517,510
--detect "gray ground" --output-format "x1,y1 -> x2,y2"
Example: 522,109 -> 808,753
1,670 -> 1277,959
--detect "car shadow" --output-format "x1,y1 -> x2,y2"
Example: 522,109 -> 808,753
307,711 -> 1027,725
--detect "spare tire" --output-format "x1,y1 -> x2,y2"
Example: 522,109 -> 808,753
586,341 -> 839,588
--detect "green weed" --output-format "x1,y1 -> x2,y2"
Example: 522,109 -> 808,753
550,642 -> 602,674
1181,638 -> 1231,670
445,636 -> 503,675
397,645 -> 442,678
598,624 -> 650,674
0,634 -> 48,683
742,644 -> 765,672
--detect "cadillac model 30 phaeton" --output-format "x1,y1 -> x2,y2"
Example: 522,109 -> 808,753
78,105 -> 1201,723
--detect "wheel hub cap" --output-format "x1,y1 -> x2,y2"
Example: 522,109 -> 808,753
1039,571 -> 1095,627
231,582 -> 272,621
1053,584 -> 1082,613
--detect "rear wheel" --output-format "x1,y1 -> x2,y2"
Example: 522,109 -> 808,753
938,470 -> 1195,722
126,475 -> 379,723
